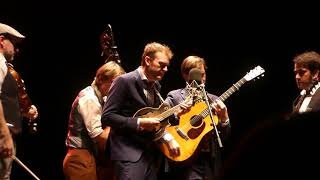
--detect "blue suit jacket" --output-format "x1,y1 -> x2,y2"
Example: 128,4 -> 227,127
101,69 -> 162,162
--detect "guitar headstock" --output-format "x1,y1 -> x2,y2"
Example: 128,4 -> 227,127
244,65 -> 265,81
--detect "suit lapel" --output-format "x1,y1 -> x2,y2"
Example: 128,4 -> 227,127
308,88 -> 320,111
134,69 -> 162,107
133,69 -> 150,106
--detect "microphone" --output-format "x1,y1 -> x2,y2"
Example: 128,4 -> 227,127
188,68 -> 202,87
187,68 -> 203,101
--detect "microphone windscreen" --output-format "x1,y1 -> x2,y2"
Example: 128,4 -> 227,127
189,68 -> 202,85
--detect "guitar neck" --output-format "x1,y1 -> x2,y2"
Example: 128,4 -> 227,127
159,76 -> 249,121
199,77 -> 247,119
217,77 -> 247,102
158,102 -> 183,121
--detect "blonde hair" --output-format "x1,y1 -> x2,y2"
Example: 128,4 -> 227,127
181,55 -> 206,76
95,61 -> 125,86
141,42 -> 173,66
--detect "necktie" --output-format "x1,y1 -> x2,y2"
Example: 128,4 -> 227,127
145,81 -> 155,105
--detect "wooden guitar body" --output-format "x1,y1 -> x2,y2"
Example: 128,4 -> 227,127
160,101 -> 218,162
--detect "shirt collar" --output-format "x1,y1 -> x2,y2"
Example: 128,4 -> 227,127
0,53 -> 6,63
310,82 -> 320,95
300,82 -> 320,96
138,66 -> 155,88
137,66 -> 148,81
91,79 -> 104,105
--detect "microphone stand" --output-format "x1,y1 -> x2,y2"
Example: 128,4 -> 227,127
198,83 -> 223,148
12,156 -> 40,180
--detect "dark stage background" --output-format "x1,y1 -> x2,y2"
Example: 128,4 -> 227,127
2,2 -> 320,180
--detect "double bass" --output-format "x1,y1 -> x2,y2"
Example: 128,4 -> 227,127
100,24 -> 121,64
96,24 -> 122,179
6,63 -> 38,132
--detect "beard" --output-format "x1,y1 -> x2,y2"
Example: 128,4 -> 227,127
146,68 -> 164,81
3,51 -> 14,62
297,80 -> 314,91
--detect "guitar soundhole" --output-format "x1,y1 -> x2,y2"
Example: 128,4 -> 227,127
187,122 -> 205,139
190,115 -> 203,127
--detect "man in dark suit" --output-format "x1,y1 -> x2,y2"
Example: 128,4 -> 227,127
101,42 -> 186,180
164,56 -> 231,180
292,51 -> 320,115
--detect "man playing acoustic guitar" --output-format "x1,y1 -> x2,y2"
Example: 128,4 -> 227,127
164,55 -> 231,180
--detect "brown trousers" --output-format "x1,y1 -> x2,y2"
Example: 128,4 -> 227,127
63,148 -> 97,180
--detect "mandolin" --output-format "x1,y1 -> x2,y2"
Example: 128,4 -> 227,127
133,95 -> 193,141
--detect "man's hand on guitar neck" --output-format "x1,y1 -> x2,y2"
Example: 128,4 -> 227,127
137,118 -> 160,131
211,99 -> 230,127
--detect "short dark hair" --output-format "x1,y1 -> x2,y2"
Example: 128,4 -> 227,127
293,51 -> 320,73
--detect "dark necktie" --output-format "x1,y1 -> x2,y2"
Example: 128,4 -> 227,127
145,81 -> 155,105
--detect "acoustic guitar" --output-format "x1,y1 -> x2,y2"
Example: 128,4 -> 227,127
160,65 -> 265,162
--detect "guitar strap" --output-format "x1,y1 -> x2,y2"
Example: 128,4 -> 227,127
154,88 -> 164,103
153,81 -> 165,103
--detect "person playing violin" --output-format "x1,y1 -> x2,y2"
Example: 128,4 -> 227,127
0,22 -> 38,179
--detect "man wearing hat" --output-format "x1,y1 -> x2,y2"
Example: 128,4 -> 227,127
0,22 -> 38,179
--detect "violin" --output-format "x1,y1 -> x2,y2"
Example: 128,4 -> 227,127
6,63 -> 37,132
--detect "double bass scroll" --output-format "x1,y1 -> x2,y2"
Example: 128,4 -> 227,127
100,24 -> 121,64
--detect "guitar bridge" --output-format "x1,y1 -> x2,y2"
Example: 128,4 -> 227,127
175,127 -> 189,141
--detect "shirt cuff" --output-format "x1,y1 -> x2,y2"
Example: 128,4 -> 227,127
221,118 -> 230,127
137,118 -> 143,131
162,133 -> 173,142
